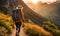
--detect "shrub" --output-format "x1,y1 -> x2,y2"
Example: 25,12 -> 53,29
27,28 -> 39,36
42,21 -> 60,36
0,13 -> 14,36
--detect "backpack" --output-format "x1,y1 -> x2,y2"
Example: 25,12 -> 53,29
12,8 -> 20,21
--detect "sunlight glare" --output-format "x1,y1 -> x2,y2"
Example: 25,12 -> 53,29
31,0 -> 39,3
23,0 -> 57,4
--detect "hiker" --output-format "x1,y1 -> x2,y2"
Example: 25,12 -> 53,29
12,5 -> 25,34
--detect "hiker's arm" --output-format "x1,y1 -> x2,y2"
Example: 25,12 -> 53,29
21,9 -> 25,22
19,9 -> 25,22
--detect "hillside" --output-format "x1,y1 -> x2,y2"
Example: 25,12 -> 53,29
22,20 -> 60,36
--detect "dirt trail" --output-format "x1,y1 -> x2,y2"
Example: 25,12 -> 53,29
10,26 -> 28,36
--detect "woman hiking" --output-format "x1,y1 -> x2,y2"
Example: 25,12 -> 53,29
12,5 -> 25,36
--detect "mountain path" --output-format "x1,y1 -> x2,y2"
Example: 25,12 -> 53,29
10,26 -> 28,36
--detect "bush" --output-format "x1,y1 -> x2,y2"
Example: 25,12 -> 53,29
26,28 -> 39,36
42,21 -> 60,36
0,26 -> 8,36
0,13 -> 14,36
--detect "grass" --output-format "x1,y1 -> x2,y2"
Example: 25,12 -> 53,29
23,22 -> 53,36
